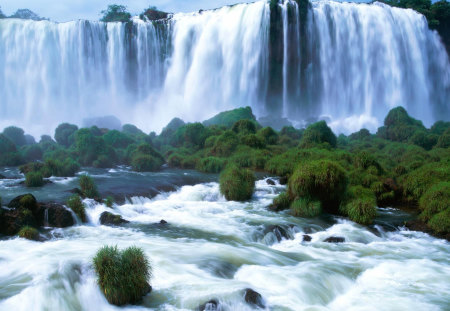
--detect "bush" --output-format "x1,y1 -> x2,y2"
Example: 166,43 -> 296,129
2,126 -> 26,146
377,107 -> 425,142
196,157 -> 225,173
21,145 -> 43,162
419,182 -> 449,221
341,186 -> 377,225
0,134 -> 17,154
300,121 -> 337,148
212,131 -> 239,157
105,196 -> 114,208
54,123 -> 78,147
103,130 -> 134,148
93,246 -> 151,306
290,198 -> 322,217
219,165 -> 255,201
45,158 -> 80,177
408,130 -> 438,150
79,175 -> 99,199
288,160 -> 347,211
271,192 -> 291,211
232,119 -> 257,135
435,128 -> 450,148
18,226 -> 39,241
67,195 -> 87,222
257,127 -> 278,145
131,155 -> 162,172
25,172 -> 44,187
428,208 -> 450,234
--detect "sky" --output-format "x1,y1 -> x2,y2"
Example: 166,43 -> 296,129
0,0 -> 252,22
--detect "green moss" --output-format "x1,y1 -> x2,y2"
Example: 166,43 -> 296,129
18,226 -> 39,241
67,195 -> 87,222
288,160 -> 347,211
219,165 -> 255,201
79,175 -> 99,199
290,198 -> 322,217
93,246 -> 151,306
25,172 -> 44,187
419,182 -> 449,221
428,208 -> 450,234
300,121 -> 337,148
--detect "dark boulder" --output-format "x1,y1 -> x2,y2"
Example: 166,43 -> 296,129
265,225 -> 291,242
159,219 -> 168,225
99,211 -> 129,226
244,288 -> 265,308
197,299 -> 220,311
8,194 -> 39,214
42,203 -> 75,228
324,236 -> 345,243
266,179 -> 276,186
0,208 -> 36,235
303,234 -> 312,242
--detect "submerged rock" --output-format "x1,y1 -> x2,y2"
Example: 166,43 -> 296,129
159,219 -> 168,225
324,236 -> 345,243
265,225 -> 291,242
244,288 -> 265,308
266,178 -> 276,185
303,234 -> 312,242
0,174 -> 6,179
100,211 -> 129,226
197,299 -> 220,311
0,208 -> 36,235
42,203 -> 75,228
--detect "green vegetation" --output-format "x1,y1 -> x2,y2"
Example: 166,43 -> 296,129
100,4 -> 131,23
290,198 -> 322,217
93,246 -> 152,306
25,172 -> 44,187
203,106 -> 256,127
105,196 -> 115,208
219,165 -> 255,201
18,226 -> 39,241
79,175 -> 99,199
340,186 -> 377,225
271,192 -> 290,211
67,195 -> 87,222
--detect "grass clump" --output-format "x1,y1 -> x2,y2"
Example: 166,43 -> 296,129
290,198 -> 322,217
219,165 -> 255,201
105,196 -> 114,208
428,208 -> 450,234
18,226 -> 39,241
25,172 -> 44,187
341,186 -> 377,225
196,157 -> 225,173
67,195 -> 87,222
300,121 -> 337,148
79,175 -> 99,199
93,246 -> 152,306
271,192 -> 291,211
419,182 -> 449,221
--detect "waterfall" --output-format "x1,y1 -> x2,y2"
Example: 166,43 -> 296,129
0,0 -> 448,135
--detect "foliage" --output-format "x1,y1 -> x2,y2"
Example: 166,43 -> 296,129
18,226 -> 39,241
100,4 -> 131,23
93,246 -> 151,306
54,123 -> 78,147
271,192 -> 291,211
2,126 -> 27,146
105,196 -> 114,208
232,119 -> 257,135
428,208 -> 450,234
435,128 -> 450,148
340,186 -> 377,225
103,130 -> 134,149
67,195 -> 87,222
257,127 -> 278,145
212,131 -> 239,157
419,182 -> 449,221
219,165 -> 255,201
300,121 -> 337,148
79,175 -> 99,199
290,198 -> 322,217
25,172 -> 44,187
203,106 -> 256,127
196,157 -> 225,173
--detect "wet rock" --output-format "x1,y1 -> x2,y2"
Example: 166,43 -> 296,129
197,299 -> 220,311
324,236 -> 345,243
265,225 -> 290,242
279,176 -> 288,185
0,174 -> 6,179
303,234 -> 312,242
198,259 -> 238,279
159,219 -> 168,225
266,179 -> 276,185
100,211 -> 129,226
42,203 -> 75,228
244,288 -> 265,308
0,207 -> 36,235
8,194 -> 39,214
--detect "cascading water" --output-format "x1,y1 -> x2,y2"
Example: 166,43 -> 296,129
0,0 -> 448,136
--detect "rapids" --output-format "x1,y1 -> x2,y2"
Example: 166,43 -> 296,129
0,177 -> 449,310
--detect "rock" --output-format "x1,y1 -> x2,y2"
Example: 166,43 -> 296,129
8,194 -> 39,214
197,299 -> 220,311
0,174 -> 6,179
100,211 -> 129,226
265,225 -> 290,242
42,203 -> 75,228
279,176 -> 288,185
324,236 -> 345,243
160,219 -> 168,225
303,234 -> 312,242
266,179 -> 276,186
0,208 -> 36,235
244,288 -> 265,308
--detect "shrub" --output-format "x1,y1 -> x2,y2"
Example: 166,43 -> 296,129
67,195 -> 87,222
341,186 -> 377,225
54,123 -> 78,147
45,158 -> 80,177
196,157 -> 225,173
183,123 -> 209,147
232,119 -> 257,135
93,155 -> 114,168
257,127 -> 278,145
419,182 -> 449,221
105,196 -> 114,208
271,192 -> 291,211
0,134 -> 17,154
290,198 -> 322,217
300,121 -> 337,148
93,246 -> 151,306
219,165 -> 255,201
428,208 -> 450,234
131,155 -> 162,172
377,107 -> 425,142
280,126 -> 303,140
435,128 -> 450,148
21,145 -> 43,161
79,175 -> 99,199
430,121 -> 450,135
18,226 -> 39,241
103,130 -> 134,148
288,160 -> 347,211
2,126 -> 27,146
212,131 -> 239,157
408,130 -> 438,150
25,172 -> 44,187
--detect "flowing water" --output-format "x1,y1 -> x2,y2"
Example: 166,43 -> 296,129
0,177 -> 449,311
0,0 -> 448,135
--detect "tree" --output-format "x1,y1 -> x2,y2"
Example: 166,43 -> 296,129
0,6 -> 5,18
100,4 -> 131,22
10,9 -> 47,21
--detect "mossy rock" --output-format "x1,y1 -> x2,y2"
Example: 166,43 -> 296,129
288,160 -> 347,211
93,246 -> 152,306
18,226 -> 40,241
290,198 -> 322,217
219,165 -> 255,201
